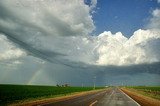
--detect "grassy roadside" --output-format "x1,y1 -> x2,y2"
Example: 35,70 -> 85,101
123,86 -> 160,100
121,86 -> 160,106
0,84 -> 106,105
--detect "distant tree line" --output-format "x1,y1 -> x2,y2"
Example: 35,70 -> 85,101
56,84 -> 70,87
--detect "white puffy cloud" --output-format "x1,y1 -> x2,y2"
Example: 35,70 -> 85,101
95,29 -> 160,65
94,7 -> 160,66
0,34 -> 26,61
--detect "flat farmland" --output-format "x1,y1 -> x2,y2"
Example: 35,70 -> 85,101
127,86 -> 160,91
0,84 -> 104,105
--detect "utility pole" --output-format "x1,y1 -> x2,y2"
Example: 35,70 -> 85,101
93,76 -> 96,90
82,83 -> 84,87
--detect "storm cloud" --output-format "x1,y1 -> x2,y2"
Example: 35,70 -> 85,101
0,0 -> 160,86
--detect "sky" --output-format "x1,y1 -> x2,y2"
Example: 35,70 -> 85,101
0,0 -> 160,86
92,0 -> 160,37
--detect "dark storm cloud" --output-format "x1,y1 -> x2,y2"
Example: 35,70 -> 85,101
95,62 -> 160,75
0,30 -> 65,63
0,0 -> 94,67
0,2 -> 80,37
30,62 -> 160,86
81,62 -> 160,86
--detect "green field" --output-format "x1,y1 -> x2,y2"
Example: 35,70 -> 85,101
125,86 -> 160,100
126,86 -> 160,91
0,84 -> 104,105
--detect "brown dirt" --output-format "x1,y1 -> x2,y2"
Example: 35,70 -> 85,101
121,88 -> 160,106
9,89 -> 108,106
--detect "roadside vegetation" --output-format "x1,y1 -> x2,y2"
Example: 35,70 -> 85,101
0,84 -> 104,105
124,86 -> 160,100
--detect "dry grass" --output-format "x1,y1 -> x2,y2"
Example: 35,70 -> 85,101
121,88 -> 160,106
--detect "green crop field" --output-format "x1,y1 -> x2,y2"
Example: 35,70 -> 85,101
0,84 -> 104,105
126,86 -> 160,91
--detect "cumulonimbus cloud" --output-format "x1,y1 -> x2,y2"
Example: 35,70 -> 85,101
0,0 -> 159,67
95,29 -> 160,65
